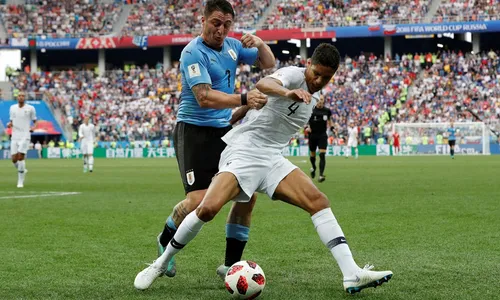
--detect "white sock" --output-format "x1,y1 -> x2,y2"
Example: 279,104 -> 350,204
89,156 -> 94,171
157,211 -> 205,267
17,160 -> 26,183
83,156 -> 88,170
355,148 -> 359,158
312,208 -> 360,278
13,161 -> 18,169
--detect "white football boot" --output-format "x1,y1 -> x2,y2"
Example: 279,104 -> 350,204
343,264 -> 393,294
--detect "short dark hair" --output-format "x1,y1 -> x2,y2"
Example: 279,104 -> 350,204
311,43 -> 340,72
204,0 -> 235,19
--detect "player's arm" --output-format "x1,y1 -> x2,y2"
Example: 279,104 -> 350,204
78,125 -> 84,142
255,77 -> 311,104
183,49 -> 266,109
30,108 -> 37,132
239,34 -> 275,70
230,106 -> 251,125
7,107 -> 13,128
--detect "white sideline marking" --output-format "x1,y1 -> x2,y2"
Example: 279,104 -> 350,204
0,192 -> 81,199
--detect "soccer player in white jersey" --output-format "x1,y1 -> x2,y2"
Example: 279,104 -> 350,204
135,44 -> 393,295
346,120 -> 359,159
7,92 -> 37,188
78,116 -> 96,173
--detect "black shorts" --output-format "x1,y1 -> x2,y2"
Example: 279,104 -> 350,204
174,121 -> 231,194
448,140 -> 456,147
309,134 -> 328,152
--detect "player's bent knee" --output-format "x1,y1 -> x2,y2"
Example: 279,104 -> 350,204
196,204 -> 219,222
308,191 -> 330,215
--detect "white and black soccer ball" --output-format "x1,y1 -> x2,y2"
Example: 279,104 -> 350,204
224,260 -> 266,299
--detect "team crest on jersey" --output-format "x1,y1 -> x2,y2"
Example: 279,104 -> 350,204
323,115 -> 328,121
186,170 -> 195,185
228,49 -> 237,61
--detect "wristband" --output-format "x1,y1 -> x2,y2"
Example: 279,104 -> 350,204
241,93 -> 248,106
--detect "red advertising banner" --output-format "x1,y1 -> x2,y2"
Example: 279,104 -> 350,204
113,28 -> 335,48
76,37 -> 117,49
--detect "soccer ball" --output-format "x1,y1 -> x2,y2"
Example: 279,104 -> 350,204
224,261 -> 266,299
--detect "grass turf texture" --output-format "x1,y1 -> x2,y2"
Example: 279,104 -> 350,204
0,156 -> 499,300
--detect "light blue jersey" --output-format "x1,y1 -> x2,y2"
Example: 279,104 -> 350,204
447,127 -> 456,141
177,36 -> 258,128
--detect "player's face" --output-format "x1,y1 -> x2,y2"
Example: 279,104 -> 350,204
202,11 -> 233,48
84,117 -> 89,125
17,94 -> 25,105
305,63 -> 336,94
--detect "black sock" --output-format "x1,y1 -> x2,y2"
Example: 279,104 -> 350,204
451,149 -> 454,156
319,153 -> 326,176
225,238 -> 247,267
159,223 -> 177,247
310,156 -> 316,170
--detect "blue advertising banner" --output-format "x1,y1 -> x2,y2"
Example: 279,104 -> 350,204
327,21 -> 500,38
0,149 -> 40,160
36,38 -> 80,49
490,144 -> 500,155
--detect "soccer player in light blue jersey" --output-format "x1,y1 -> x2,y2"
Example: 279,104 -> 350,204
447,122 -> 457,159
150,0 -> 275,280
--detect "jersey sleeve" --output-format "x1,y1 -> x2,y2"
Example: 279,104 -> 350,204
267,67 -> 304,89
180,48 -> 212,89
9,106 -> 13,121
236,40 -> 258,65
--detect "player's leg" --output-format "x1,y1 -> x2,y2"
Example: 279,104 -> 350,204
217,194 -> 257,279
11,140 -> 19,170
354,146 -> 359,159
134,172 -> 241,290
15,140 -> 29,188
318,135 -> 327,182
87,154 -> 94,173
449,140 -> 455,158
272,167 -> 393,294
309,136 -> 318,178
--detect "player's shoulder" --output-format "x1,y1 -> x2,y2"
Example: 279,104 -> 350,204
272,66 -> 305,81
181,37 -> 205,59
224,37 -> 243,49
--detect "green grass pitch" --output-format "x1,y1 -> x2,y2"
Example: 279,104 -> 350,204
0,156 -> 499,300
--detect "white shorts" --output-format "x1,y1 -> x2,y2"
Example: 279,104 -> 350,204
347,139 -> 358,148
11,139 -> 30,155
81,142 -> 94,155
218,146 -> 298,202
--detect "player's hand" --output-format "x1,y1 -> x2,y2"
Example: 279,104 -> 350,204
241,34 -> 264,48
305,127 -> 311,133
285,89 -> 312,104
7,122 -> 12,128
247,89 -> 267,110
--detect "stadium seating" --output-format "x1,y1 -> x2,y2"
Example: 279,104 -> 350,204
6,50 -> 500,144
434,0 -> 500,23
262,0 -> 430,30
0,0 -> 121,38
121,0 -> 270,36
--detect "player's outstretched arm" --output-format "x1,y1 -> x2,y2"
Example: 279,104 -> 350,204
192,84 -> 267,110
255,77 -> 311,103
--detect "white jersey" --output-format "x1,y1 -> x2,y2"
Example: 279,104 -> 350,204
223,67 -> 320,150
79,123 -> 96,143
9,103 -> 36,140
348,126 -> 358,140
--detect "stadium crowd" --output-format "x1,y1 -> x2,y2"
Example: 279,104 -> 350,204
0,0 -> 121,38
434,0 -> 500,23
121,0 -> 270,36
8,49 -> 500,147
